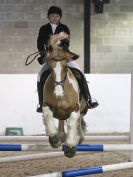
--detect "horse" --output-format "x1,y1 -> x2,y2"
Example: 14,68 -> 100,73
42,32 -> 88,158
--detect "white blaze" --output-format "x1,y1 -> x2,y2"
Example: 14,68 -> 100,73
53,62 -> 64,97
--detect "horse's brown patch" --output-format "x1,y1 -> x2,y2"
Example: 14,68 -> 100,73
48,45 -> 53,53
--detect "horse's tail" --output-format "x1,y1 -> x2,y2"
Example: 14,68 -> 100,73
81,118 -> 87,133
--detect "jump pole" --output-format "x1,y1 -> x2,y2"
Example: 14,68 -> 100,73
0,152 -> 64,163
0,144 -> 49,151
28,161 -> 133,177
0,151 -> 87,163
0,135 -> 129,142
1,144 -> 133,151
63,144 -> 133,151
130,70 -> 133,161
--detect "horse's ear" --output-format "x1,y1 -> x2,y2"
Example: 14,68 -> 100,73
65,51 -> 79,61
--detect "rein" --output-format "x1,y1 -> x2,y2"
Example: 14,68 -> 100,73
25,51 -> 40,66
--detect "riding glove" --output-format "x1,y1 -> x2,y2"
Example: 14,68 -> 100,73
38,51 -> 45,65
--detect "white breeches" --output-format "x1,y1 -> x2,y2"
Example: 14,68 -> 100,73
67,61 -> 81,71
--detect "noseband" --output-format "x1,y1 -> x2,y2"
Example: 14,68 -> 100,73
54,73 -> 67,86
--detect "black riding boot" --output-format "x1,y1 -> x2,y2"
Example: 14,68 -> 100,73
36,69 -> 51,113
36,82 -> 43,113
69,68 -> 99,109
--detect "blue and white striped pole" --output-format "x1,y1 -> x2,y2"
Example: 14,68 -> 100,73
29,162 -> 133,177
1,144 -> 133,151
0,144 -> 22,151
62,162 -> 133,177
62,144 -> 133,152
0,144 -> 49,151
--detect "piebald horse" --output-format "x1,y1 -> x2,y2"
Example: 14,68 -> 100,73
42,32 -> 88,158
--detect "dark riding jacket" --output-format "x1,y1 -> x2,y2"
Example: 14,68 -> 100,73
37,22 -> 70,52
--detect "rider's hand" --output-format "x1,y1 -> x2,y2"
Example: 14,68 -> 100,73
37,56 -> 45,65
40,50 -> 45,57
37,51 -> 45,65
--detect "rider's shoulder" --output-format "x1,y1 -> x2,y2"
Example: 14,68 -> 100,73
39,23 -> 50,31
59,23 -> 68,28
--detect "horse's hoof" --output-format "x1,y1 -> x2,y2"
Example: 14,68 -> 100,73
49,135 -> 61,148
64,145 -> 76,158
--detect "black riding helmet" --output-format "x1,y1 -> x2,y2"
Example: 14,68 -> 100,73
47,6 -> 62,17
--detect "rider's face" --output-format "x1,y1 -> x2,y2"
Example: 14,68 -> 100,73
48,14 -> 61,24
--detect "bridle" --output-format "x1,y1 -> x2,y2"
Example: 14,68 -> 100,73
54,73 -> 67,86
50,56 -> 68,87
25,51 -> 40,66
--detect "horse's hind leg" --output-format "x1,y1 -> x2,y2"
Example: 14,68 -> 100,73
42,106 -> 61,148
78,117 -> 85,144
58,120 -> 66,143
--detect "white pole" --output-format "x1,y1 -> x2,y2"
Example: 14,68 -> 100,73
0,135 -> 129,142
84,136 -> 128,141
0,151 -> 87,163
103,161 -> 133,172
103,144 -> 133,151
0,136 -> 48,142
0,152 -> 64,163
130,70 -> 133,161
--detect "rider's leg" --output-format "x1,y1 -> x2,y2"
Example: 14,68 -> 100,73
37,64 -> 50,113
68,61 -> 98,109
67,61 -> 81,71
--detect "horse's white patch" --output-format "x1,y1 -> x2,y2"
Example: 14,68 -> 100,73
66,111 -> 80,147
68,74 -> 79,94
53,62 -> 64,97
42,106 -> 57,136
47,50 -> 50,57
56,40 -> 61,45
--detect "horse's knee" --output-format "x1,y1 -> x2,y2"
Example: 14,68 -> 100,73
42,106 -> 57,136
66,111 -> 80,147
42,106 -> 53,120
68,111 -> 80,128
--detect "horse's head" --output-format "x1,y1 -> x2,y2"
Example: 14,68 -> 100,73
48,32 -> 69,51
45,32 -> 79,65
45,32 -> 79,97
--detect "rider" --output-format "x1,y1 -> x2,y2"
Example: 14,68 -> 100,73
36,6 -> 99,113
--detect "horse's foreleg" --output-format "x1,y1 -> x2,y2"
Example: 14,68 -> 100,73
42,106 -> 57,136
64,111 -> 80,158
66,111 -> 80,147
42,106 -> 61,148
58,120 -> 66,143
